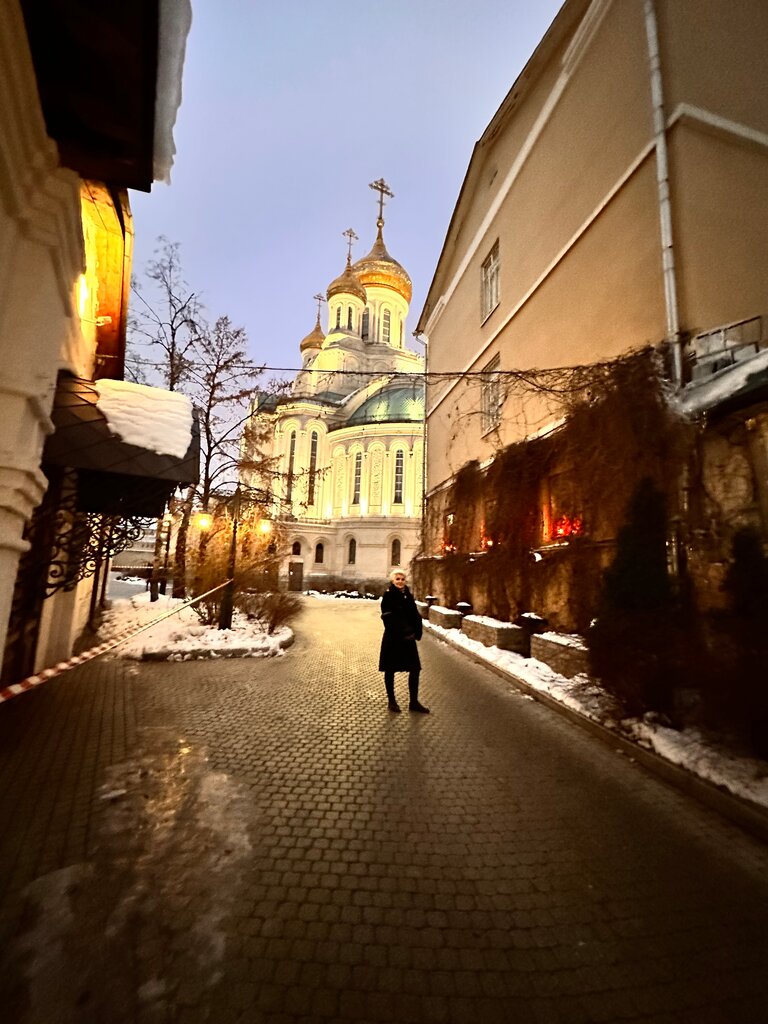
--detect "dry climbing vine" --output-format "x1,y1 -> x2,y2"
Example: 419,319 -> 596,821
414,347 -> 692,631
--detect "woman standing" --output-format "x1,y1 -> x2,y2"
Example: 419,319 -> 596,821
379,570 -> 430,713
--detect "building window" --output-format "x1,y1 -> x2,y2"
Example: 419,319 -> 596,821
347,306 -> 353,330
352,451 -> 362,505
393,450 -> 404,504
361,308 -> 369,340
335,305 -> 341,328
391,538 -> 401,566
286,430 -> 296,502
348,538 -> 356,564
443,511 -> 456,553
399,317 -> 403,344
292,540 -> 301,555
481,239 -> 500,321
382,308 -> 391,344
315,542 -> 324,564
308,430 -> 318,504
480,353 -> 502,433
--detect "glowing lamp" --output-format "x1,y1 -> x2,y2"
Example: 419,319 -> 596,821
259,519 -> 272,534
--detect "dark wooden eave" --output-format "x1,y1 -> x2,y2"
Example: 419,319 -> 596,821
20,0 -> 159,192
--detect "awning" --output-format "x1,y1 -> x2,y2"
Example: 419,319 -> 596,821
43,375 -> 199,516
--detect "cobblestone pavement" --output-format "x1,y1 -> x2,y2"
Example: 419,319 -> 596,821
2,596 -> 768,1024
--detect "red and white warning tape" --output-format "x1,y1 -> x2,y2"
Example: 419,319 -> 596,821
0,581 -> 231,705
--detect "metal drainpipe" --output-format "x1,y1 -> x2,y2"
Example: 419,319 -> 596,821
644,0 -> 684,385
419,334 -> 429,530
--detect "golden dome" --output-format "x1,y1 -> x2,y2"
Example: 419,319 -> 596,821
352,223 -> 412,304
326,257 -> 367,303
300,317 -> 325,353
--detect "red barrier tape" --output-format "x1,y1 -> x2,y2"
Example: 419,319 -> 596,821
0,581 -> 232,705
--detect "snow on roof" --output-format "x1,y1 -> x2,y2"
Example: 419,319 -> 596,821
680,347 -> 768,415
94,379 -> 193,459
153,0 -> 193,183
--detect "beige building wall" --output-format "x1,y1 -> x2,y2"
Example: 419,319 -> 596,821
422,0 -> 768,500
670,125 -> 768,332
659,0 -> 768,134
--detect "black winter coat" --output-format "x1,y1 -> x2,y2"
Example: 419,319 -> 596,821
378,583 -> 423,672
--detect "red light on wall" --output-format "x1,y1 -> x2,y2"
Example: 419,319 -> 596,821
552,515 -> 583,539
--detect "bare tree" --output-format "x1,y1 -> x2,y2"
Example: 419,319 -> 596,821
128,239 -> 284,601
172,315 -> 270,597
129,236 -> 200,392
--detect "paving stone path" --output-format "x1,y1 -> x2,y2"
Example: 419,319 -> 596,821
1,596 -> 768,1024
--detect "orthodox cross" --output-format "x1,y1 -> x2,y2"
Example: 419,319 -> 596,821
313,292 -> 325,324
369,177 -> 394,224
342,227 -> 358,264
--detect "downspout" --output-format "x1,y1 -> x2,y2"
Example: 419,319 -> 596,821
417,332 -> 429,535
644,0 -> 684,385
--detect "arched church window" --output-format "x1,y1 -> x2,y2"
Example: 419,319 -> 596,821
308,431 -> 318,505
315,542 -> 324,564
292,541 -> 301,555
348,538 -> 356,565
393,449 -> 404,504
399,317 -> 403,344
382,309 -> 391,344
347,306 -> 353,330
287,431 -> 296,502
391,538 -> 401,566
335,305 -> 341,328
352,452 -> 363,505
361,309 -> 369,340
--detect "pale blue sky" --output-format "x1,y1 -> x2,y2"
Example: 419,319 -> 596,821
129,1 -> 562,378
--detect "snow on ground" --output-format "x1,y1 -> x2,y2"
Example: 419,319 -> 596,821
99,593 -> 291,661
425,620 -> 768,810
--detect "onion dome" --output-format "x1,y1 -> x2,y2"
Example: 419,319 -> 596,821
326,255 -> 367,304
300,315 -> 325,354
352,221 -> 412,304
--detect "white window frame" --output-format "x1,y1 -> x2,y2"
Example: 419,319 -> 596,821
480,353 -> 502,434
286,430 -> 297,501
352,451 -> 363,505
481,240 -> 500,322
393,449 -> 404,504
391,538 -> 401,566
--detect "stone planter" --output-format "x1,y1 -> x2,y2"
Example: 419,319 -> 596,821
461,615 -> 529,654
428,605 -> 463,629
530,632 -> 588,678
415,600 -> 429,620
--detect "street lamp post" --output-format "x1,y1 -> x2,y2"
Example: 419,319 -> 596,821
218,486 -> 241,630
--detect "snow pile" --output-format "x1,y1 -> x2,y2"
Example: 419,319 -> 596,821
463,615 -> 519,631
425,620 -> 768,809
537,630 -> 586,650
99,592 -> 291,661
94,379 -> 193,458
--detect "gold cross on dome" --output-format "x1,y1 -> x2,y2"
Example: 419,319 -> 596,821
369,177 -> 394,223
342,227 -> 358,263
313,292 -> 325,323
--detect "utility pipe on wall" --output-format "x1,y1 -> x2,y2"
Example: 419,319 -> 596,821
644,0 -> 684,385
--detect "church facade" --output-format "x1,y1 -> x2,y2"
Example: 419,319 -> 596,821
243,183 -> 425,592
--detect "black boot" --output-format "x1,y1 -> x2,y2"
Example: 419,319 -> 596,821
385,673 -> 401,713
408,672 -> 429,714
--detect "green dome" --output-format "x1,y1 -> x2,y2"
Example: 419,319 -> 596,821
346,385 -> 424,426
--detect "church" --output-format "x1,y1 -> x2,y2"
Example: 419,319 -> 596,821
242,181 -> 425,592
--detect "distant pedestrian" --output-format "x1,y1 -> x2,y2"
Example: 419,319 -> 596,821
379,570 -> 430,713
